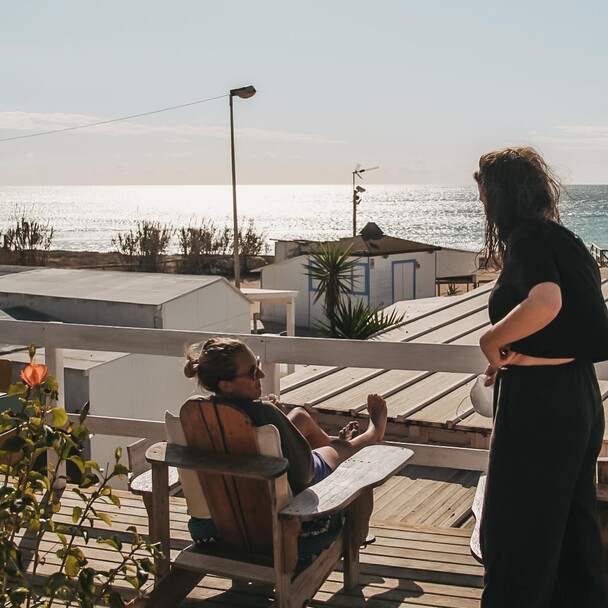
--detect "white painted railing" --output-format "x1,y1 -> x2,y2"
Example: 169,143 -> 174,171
3,318 -> 608,471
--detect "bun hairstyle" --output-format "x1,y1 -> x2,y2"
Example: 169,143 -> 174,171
474,147 -> 562,269
184,337 -> 247,393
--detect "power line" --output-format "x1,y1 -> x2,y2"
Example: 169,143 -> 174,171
0,94 -> 229,143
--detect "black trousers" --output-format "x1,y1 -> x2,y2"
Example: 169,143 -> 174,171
480,360 -> 608,608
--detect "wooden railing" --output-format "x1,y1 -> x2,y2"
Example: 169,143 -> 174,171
2,318 -> 608,472
590,243 -> 608,267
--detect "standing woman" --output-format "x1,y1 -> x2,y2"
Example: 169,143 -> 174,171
475,147 -> 608,607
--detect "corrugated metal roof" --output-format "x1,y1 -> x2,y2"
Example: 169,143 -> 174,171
0,268 -> 228,305
279,279 -> 608,448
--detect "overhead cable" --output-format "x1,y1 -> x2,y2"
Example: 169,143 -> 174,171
0,94 -> 228,143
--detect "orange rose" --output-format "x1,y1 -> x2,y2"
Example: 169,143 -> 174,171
20,364 -> 48,388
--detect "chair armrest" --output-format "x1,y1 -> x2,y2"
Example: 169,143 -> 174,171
129,466 -> 181,495
145,441 -> 289,481
279,444 -> 413,521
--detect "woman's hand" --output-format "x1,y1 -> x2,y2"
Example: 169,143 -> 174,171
479,328 -> 518,369
483,364 -> 497,386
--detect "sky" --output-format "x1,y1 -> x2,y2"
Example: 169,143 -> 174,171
1,0 -> 608,186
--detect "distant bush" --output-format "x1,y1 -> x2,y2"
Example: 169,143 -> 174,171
112,221 -> 174,272
239,218 -> 268,257
0,214 -> 54,266
177,218 -> 268,275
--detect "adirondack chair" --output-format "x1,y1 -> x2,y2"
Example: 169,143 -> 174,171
144,397 -> 413,608
126,438 -> 181,518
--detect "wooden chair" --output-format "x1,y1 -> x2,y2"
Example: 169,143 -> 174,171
127,438 -> 181,519
144,397 -> 413,608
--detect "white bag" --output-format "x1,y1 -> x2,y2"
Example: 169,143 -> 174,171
470,374 -> 494,418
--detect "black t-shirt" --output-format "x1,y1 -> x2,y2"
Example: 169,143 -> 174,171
488,221 -> 608,361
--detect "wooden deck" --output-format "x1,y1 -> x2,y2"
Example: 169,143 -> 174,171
18,468 -> 483,607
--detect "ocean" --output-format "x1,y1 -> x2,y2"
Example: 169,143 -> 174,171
0,184 -> 607,253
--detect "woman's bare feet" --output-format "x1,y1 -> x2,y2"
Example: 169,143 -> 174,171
366,393 -> 387,442
338,420 -> 360,440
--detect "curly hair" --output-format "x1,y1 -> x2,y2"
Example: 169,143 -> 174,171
474,147 -> 562,269
184,337 -> 248,393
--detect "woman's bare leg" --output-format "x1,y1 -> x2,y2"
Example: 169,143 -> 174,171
313,394 -> 387,471
288,407 -> 361,449
287,407 -> 332,448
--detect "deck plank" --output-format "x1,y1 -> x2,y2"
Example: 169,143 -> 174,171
16,480 -> 484,607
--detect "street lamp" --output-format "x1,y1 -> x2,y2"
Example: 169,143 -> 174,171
229,85 -> 256,288
352,164 -> 379,236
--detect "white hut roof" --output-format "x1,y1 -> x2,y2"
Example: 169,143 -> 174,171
0,268 -> 248,306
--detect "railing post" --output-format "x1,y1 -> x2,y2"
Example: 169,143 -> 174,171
261,362 -> 280,398
44,341 -> 67,490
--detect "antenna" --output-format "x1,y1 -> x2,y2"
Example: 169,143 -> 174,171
352,164 -> 379,236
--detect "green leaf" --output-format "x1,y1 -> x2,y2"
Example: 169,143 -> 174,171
65,554 -> 80,577
27,519 -> 41,533
97,512 -> 112,527
114,445 -> 122,461
97,535 -> 121,551
7,382 -> 27,396
79,472 -> 100,489
44,571 -> 68,593
45,374 -> 59,392
68,455 -> 86,474
71,506 -> 82,523
111,463 -> 130,478
78,401 -> 90,424
0,435 -> 26,452
109,590 -> 127,608
50,407 -> 68,427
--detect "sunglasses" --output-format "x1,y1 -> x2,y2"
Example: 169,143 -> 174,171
232,356 -> 262,381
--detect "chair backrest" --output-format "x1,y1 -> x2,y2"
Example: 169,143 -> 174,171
127,438 -> 157,479
179,397 -> 289,556
0,360 -> 12,393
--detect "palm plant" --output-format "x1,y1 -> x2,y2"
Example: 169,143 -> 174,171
303,243 -> 360,336
318,298 -> 405,339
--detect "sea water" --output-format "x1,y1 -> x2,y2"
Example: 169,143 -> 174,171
0,184 -> 606,253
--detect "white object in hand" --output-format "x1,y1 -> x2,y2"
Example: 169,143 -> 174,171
470,374 -> 494,418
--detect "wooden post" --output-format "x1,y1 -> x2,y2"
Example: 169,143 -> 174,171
150,460 -> 171,578
44,343 -> 66,490
261,362 -> 280,398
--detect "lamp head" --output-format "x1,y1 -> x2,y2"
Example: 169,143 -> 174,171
356,186 -> 366,193
230,85 -> 256,99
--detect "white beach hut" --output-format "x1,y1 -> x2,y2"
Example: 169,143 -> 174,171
260,223 -> 441,329
0,268 -> 251,484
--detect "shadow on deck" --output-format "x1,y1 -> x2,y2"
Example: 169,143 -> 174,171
19,469 -> 483,607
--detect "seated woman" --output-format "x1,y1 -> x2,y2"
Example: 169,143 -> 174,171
183,337 -> 388,495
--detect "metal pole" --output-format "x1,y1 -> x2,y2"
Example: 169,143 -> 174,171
352,171 -> 357,237
229,94 -> 241,288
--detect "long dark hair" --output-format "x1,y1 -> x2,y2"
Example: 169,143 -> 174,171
184,337 -> 247,393
474,147 -> 561,269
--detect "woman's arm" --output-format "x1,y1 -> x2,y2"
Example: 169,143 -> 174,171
480,282 -> 562,369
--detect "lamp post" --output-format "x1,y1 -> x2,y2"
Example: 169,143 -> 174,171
229,85 -> 256,288
352,164 -> 379,236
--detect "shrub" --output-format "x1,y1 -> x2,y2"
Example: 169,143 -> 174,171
0,214 -> 54,266
112,221 -> 174,272
303,243 -> 360,336
317,298 -> 405,339
177,218 -> 267,275
0,345 -> 160,606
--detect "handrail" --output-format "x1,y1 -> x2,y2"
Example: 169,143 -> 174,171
70,413 -> 490,471
590,243 -> 608,267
